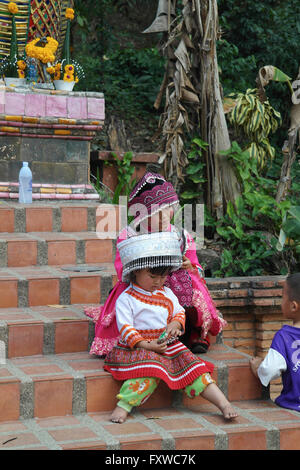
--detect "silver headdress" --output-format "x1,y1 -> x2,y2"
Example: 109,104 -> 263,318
118,231 -> 183,283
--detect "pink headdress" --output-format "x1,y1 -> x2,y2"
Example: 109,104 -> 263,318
128,172 -> 179,227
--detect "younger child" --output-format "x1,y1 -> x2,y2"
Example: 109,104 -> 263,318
250,273 -> 300,412
104,231 -> 238,423
86,172 -> 226,356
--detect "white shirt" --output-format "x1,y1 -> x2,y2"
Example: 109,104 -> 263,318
257,348 -> 287,386
115,283 -> 185,349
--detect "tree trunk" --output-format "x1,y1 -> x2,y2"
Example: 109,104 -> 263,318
144,0 -> 241,218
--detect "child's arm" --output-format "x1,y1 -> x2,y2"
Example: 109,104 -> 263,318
250,349 -> 287,386
116,294 -> 145,349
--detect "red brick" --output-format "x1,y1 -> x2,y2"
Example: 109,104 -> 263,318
120,434 -> 163,450
227,364 -> 262,401
86,376 -> 120,412
47,241 -> 76,265
85,239 -> 113,263
28,279 -> 60,306
253,288 -> 282,297
173,430 -> 215,450
0,209 -> 14,232
70,276 -> 100,304
55,321 -> 89,353
8,323 -> 44,357
0,381 -> 20,421
0,280 -> 18,307
61,207 -> 88,232
278,424 -> 300,450
26,208 -> 53,232
227,426 -> 267,450
34,377 -> 73,418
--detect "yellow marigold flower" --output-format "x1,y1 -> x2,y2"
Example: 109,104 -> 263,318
65,64 -> 74,73
8,2 -> 18,14
17,60 -> 26,70
17,69 -> 25,78
65,8 -> 74,20
46,66 -> 55,75
63,72 -> 74,82
75,76 -> 79,83
54,71 -> 61,80
25,37 -> 59,63
55,63 -> 61,71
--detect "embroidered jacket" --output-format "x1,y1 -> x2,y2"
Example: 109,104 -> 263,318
115,283 -> 186,349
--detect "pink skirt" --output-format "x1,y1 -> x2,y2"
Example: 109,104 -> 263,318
104,340 -> 214,390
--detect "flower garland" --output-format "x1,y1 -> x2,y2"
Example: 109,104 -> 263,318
8,2 -> 18,14
65,8 -> 75,20
0,2 -> 28,80
45,8 -> 84,85
25,37 -> 59,64
17,59 -> 26,78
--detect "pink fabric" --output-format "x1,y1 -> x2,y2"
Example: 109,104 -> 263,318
85,226 -> 227,356
87,228 -> 129,355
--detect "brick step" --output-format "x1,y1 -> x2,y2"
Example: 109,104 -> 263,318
0,263 -> 116,308
0,304 -> 96,358
0,232 -> 114,267
0,344 -> 263,423
0,201 -> 120,234
1,400 -> 300,450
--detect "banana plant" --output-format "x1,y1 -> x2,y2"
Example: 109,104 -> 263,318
226,66 -> 292,169
227,88 -> 281,168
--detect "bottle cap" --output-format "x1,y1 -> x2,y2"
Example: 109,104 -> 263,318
23,162 -> 28,166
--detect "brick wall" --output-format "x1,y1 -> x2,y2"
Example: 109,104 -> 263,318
206,275 -> 292,399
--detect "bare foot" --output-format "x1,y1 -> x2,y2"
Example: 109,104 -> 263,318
249,356 -> 263,378
220,403 -> 238,420
110,406 -> 129,424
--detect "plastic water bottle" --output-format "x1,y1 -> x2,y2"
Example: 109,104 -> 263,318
19,162 -> 32,204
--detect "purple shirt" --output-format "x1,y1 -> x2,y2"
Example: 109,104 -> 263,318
270,325 -> 300,412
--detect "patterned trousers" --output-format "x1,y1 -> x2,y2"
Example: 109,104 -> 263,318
117,373 -> 215,412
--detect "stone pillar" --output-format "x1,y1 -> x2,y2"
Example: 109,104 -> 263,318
0,84 -> 105,200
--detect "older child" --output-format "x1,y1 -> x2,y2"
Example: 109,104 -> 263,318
86,172 -> 226,356
250,273 -> 300,412
104,231 -> 238,423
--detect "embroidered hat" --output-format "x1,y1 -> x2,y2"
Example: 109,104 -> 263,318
118,231 -> 183,283
128,172 -> 179,226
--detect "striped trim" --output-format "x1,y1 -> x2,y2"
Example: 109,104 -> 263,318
104,341 -> 214,390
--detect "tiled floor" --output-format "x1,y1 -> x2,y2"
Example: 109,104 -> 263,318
0,401 -> 300,450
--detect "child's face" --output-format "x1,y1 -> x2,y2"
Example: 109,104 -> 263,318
281,282 -> 300,320
144,207 -> 174,232
134,269 -> 168,292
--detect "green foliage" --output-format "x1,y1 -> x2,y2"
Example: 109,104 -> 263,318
212,142 -> 299,277
277,206 -> 300,254
73,0 -> 165,118
180,138 -> 208,202
105,151 -> 136,204
218,0 -> 300,149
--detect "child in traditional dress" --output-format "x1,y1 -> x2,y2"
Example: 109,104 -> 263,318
86,172 -> 226,356
250,273 -> 300,412
104,231 -> 238,423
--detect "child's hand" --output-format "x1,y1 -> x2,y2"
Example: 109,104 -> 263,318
182,256 -> 193,270
166,321 -> 183,339
249,356 -> 263,378
136,339 -> 168,354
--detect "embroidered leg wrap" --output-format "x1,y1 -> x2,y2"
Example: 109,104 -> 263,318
184,373 -> 215,398
117,377 -> 160,412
